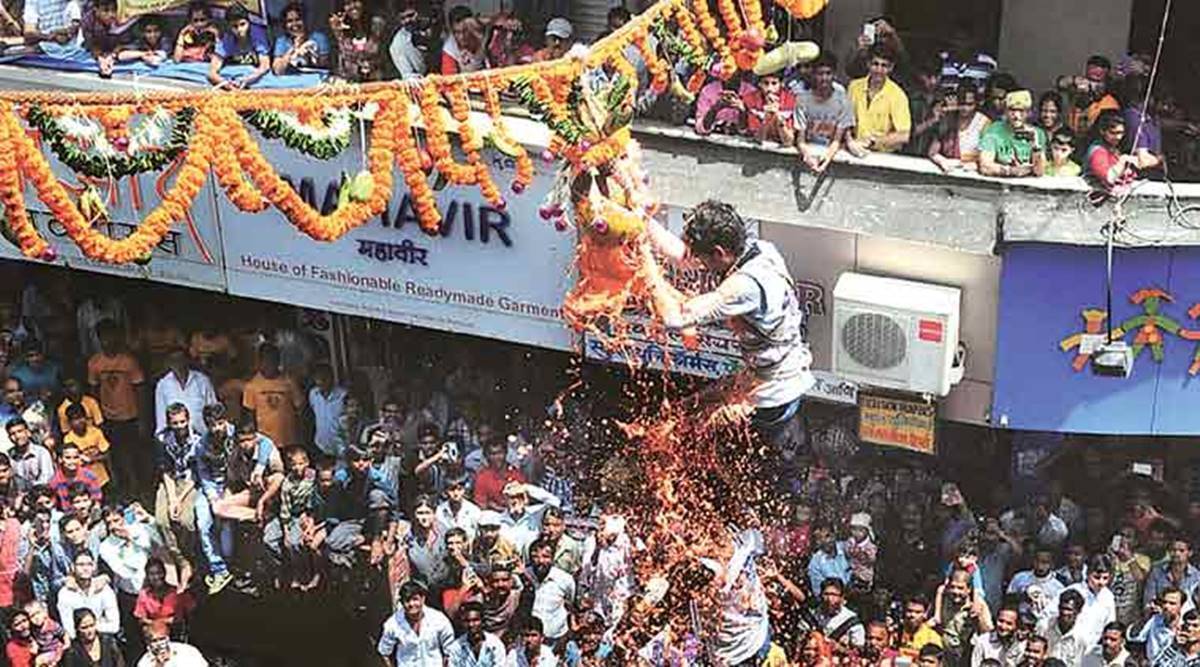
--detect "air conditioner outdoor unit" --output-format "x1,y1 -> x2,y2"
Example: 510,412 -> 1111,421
832,272 -> 962,397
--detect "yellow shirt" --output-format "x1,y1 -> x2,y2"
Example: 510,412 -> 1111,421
848,76 -> 912,151
64,425 -> 111,488
57,395 -> 104,434
899,623 -> 944,656
242,373 -> 305,447
762,643 -> 789,667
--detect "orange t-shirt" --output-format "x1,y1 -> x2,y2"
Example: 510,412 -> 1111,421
64,425 -> 111,487
242,373 -> 304,447
87,352 -> 145,421
57,395 -> 104,434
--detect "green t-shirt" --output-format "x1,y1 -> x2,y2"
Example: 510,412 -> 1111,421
978,122 -> 1046,166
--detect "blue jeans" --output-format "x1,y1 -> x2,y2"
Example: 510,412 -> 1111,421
194,490 -> 230,575
751,397 -> 804,451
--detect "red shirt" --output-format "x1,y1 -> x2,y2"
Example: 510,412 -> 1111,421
5,638 -> 35,667
472,466 -> 525,511
134,587 -> 196,623
49,467 -> 103,511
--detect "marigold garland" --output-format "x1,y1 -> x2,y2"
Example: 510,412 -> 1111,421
482,79 -> 534,194
0,0 -> 774,264
26,104 -> 196,180
419,81 -> 476,186
394,90 -> 441,233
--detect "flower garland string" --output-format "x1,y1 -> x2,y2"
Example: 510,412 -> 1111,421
448,82 -> 503,208
482,77 -> 534,194
393,89 -> 441,233
418,81 -> 476,186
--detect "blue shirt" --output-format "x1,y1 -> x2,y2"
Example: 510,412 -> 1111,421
1144,563 -> 1200,610
8,361 -> 62,399
808,543 -> 852,593
215,25 -> 268,65
272,31 -> 330,70
1131,613 -> 1178,664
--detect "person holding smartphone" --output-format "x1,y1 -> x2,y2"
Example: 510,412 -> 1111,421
978,90 -> 1047,178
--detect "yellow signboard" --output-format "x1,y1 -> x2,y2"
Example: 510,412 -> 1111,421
858,394 -> 936,454
117,0 -> 260,25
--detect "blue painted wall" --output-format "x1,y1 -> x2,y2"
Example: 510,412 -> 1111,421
993,243 -> 1200,435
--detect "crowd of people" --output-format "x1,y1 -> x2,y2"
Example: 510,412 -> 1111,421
1,0 -> 1198,186
0,249 -> 1197,667
682,15 -> 1196,192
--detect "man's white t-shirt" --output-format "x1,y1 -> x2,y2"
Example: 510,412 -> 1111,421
136,642 -> 208,667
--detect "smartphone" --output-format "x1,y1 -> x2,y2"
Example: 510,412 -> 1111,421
862,22 -> 877,45
1110,534 -> 1123,553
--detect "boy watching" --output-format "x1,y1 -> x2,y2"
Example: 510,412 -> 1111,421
1045,128 -> 1082,177
83,0 -> 120,77
118,16 -> 168,65
57,376 -> 103,435
173,0 -> 218,63
208,3 -> 270,88
63,402 -> 111,492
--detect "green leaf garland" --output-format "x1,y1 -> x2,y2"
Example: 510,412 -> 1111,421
26,105 -> 196,180
241,109 -> 353,160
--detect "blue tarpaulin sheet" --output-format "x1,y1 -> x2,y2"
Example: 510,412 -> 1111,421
0,53 -> 324,88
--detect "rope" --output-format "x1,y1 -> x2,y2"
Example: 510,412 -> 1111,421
1126,0 -> 1171,161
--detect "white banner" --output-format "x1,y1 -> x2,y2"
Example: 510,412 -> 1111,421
0,157 -> 227,291
217,133 -> 577,351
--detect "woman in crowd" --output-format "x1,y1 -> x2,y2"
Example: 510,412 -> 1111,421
1085,109 -> 1139,191
1037,91 -> 1066,138
328,0 -> 384,82
272,2 -> 330,75
133,558 -> 195,640
441,5 -> 485,75
172,1 -> 218,64
928,86 -> 992,172
64,609 -> 125,667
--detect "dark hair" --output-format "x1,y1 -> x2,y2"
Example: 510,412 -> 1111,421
1088,553 -> 1113,575
980,660 -> 1001,667
447,5 -> 473,27
987,72 -> 1018,94
607,6 -> 631,23
1103,621 -> 1126,635
236,413 -> 258,436
1160,586 -> 1186,604
542,505 -> 564,524
1052,128 -> 1076,147
459,601 -> 484,619
417,422 -> 440,441
813,51 -> 838,71
0,453 -> 9,467
165,402 -> 190,420
225,3 -> 249,23
283,445 -> 309,462
919,644 -> 944,660
398,579 -> 427,601
1086,55 -> 1112,71
72,608 -> 96,628
529,537 -> 554,556
67,482 -> 92,501
905,593 -> 930,609
412,494 -> 436,512
683,200 -> 747,258
521,616 -> 544,635
346,445 -> 370,461
1184,609 -> 1200,624
5,417 -> 27,434
445,527 -> 468,544
146,556 -> 167,573
996,605 -> 1020,619
1027,636 -> 1049,652
101,504 -> 123,520
186,0 -> 209,18
202,402 -> 227,423
1058,588 -> 1085,611
58,513 -> 82,534
60,441 -> 81,456
1089,108 -> 1129,153
65,403 -> 87,421
94,0 -> 117,10
868,43 -> 896,65
820,577 -> 845,595
1038,90 -> 1064,115
257,342 -> 280,364
280,1 -> 304,21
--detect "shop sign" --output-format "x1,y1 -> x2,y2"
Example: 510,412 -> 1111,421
216,132 -> 576,352
0,162 -> 226,291
858,393 -> 936,454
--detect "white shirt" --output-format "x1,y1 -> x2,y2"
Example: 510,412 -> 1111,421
1066,583 -> 1117,649
532,567 -> 576,640
505,645 -> 558,667
1081,646 -> 1129,667
436,499 -> 482,543
448,632 -> 507,667
57,580 -> 120,639
378,606 -> 455,667
136,642 -> 208,666
154,370 -> 216,436
389,27 -> 426,79
308,385 -> 347,457
815,605 -> 865,648
971,632 -> 1026,667
1039,616 -> 1089,667
99,523 -> 153,595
